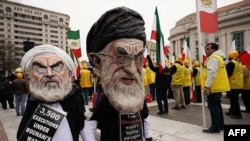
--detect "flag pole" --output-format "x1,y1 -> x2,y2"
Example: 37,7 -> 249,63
196,0 -> 207,128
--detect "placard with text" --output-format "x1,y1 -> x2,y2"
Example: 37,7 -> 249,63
120,112 -> 143,141
19,104 -> 66,141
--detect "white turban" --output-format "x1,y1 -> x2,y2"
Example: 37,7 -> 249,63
21,44 -> 75,73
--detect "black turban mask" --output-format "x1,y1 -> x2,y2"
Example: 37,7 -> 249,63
86,6 -> 146,54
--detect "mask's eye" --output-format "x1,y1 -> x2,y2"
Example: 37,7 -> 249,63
37,67 -> 46,74
52,66 -> 62,72
135,56 -> 143,66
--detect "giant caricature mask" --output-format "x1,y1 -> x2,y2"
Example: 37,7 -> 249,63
86,7 -> 146,113
21,44 -> 75,102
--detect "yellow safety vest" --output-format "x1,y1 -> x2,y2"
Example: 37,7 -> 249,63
194,67 -> 201,86
80,69 -> 92,88
143,68 -> 149,86
243,66 -> 250,89
146,67 -> 155,84
203,54 -> 230,93
171,63 -> 184,86
228,60 -> 243,89
183,67 -> 191,87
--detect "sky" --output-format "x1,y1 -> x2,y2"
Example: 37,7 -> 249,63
18,0 -> 242,60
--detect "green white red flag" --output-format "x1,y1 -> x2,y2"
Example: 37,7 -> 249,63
230,35 -> 236,51
197,0 -> 218,33
201,47 -> 207,64
151,7 -> 165,73
181,37 -> 191,61
67,30 -> 81,58
67,29 -> 81,79
237,47 -> 250,70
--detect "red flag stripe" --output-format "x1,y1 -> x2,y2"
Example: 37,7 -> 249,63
199,11 -> 218,33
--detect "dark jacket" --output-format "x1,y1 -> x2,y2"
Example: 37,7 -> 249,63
17,84 -> 86,141
12,78 -> 29,95
0,77 -> 12,95
147,55 -> 171,90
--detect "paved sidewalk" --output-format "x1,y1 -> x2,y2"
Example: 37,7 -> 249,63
0,97 -> 249,141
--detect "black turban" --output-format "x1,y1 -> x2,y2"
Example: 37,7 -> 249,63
86,6 -> 146,54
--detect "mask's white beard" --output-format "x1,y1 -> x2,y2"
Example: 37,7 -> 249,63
102,72 -> 145,113
29,75 -> 72,102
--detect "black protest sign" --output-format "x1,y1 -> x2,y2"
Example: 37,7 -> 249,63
120,112 -> 143,141
19,104 -> 66,141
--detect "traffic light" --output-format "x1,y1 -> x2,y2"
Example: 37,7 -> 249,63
23,40 -> 34,52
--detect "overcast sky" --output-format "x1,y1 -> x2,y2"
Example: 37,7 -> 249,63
19,0 -> 242,60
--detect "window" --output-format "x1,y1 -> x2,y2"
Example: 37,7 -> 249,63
6,7 -> 11,12
233,32 -> 244,52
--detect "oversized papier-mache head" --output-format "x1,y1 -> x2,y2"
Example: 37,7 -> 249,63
86,7 -> 146,113
21,44 -> 75,102
86,6 -> 146,54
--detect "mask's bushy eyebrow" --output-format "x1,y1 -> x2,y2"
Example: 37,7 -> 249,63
32,61 -> 64,68
117,47 -> 129,55
135,48 -> 145,57
50,61 -> 64,68
32,61 -> 46,68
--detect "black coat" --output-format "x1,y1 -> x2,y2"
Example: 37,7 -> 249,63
147,56 -> 171,90
90,95 -> 149,141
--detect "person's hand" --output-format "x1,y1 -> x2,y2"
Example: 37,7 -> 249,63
203,87 -> 210,96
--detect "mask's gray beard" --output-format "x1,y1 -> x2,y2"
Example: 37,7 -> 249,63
102,72 -> 145,113
29,75 -> 72,102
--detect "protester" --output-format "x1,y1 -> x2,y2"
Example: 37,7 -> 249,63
79,60 -> 92,105
147,55 -> 170,115
0,75 -> 14,110
82,6 -> 152,141
182,59 -> 191,105
241,65 -> 250,113
202,43 -> 230,133
225,51 -> 243,119
192,60 -> 202,103
146,62 -> 156,100
12,72 -> 29,116
17,44 -> 86,141
170,57 -> 185,110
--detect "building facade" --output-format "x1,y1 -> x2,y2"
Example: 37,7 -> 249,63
168,0 -> 250,61
0,0 -> 70,73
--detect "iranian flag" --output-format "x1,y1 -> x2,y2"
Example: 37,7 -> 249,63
67,30 -> 81,59
164,45 -> 170,56
143,47 -> 148,64
151,7 -> 165,73
197,0 -> 218,33
230,35 -> 236,51
170,52 -> 176,66
70,50 -> 81,78
237,47 -> 250,70
201,46 -> 207,64
182,37 -> 191,61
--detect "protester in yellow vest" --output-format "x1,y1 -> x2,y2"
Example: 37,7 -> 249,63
146,63 -> 156,100
170,57 -> 185,110
202,43 -> 230,134
182,59 -> 191,105
143,67 -> 150,96
225,51 -> 243,119
192,60 -> 202,103
241,65 -> 250,113
80,61 -> 92,105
